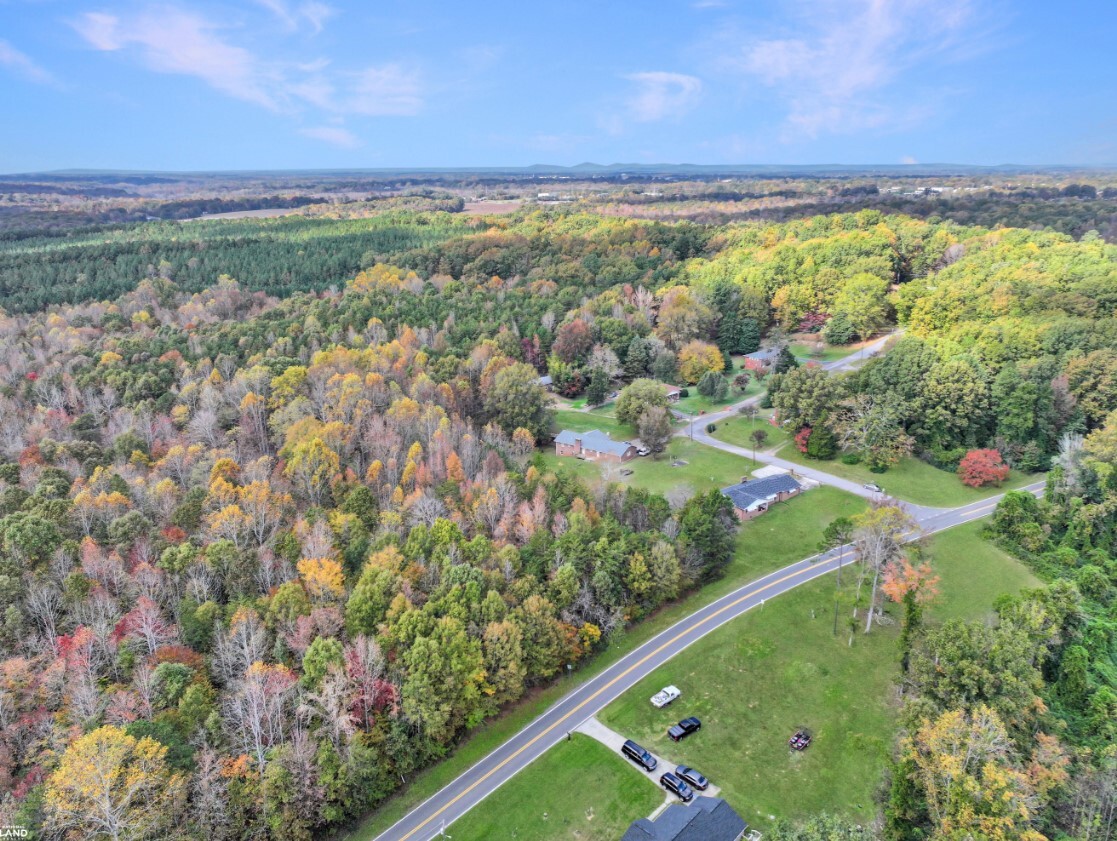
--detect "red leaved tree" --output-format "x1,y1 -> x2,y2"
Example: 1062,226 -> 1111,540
958,449 -> 1010,488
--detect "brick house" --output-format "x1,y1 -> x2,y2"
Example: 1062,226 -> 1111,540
554,429 -> 638,463
720,474 -> 803,520
662,384 -> 682,402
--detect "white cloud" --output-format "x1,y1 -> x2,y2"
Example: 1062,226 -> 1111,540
347,65 -> 423,116
0,38 -> 58,86
291,64 -> 423,116
623,71 -> 702,122
72,5 -> 424,127
301,125 -> 360,147
724,0 -> 987,137
254,0 -> 335,33
74,8 -> 280,109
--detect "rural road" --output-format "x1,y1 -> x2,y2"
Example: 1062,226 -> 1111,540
371,478 -> 1043,841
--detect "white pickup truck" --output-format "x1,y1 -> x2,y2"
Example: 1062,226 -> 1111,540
650,685 -> 681,708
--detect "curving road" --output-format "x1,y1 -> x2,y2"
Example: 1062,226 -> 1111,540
372,479 -> 1043,841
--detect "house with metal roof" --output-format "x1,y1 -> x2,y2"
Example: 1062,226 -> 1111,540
743,346 -> 782,367
620,796 -> 750,841
554,429 -> 638,463
720,473 -> 803,520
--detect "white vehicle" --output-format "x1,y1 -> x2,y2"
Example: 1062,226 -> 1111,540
651,685 -> 681,708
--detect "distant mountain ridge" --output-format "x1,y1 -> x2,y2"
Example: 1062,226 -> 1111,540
3,162 -> 1115,180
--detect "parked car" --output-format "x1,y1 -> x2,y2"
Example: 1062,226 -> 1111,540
675,765 -> 709,791
659,771 -> 694,802
863,482 -> 883,493
668,717 -> 702,742
621,739 -> 658,771
789,729 -> 812,751
636,446 -> 650,456
650,686 -> 681,708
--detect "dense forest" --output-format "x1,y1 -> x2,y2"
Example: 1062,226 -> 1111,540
0,203 -> 1114,839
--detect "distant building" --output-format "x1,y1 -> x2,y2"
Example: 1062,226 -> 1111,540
620,796 -> 749,841
720,474 -> 803,520
662,384 -> 682,402
537,374 -> 553,390
554,429 -> 637,463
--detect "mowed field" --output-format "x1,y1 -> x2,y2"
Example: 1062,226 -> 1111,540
448,518 -> 1042,838
450,734 -> 663,841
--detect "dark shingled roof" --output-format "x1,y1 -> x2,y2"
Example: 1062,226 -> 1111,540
720,473 -> 802,510
620,796 -> 747,841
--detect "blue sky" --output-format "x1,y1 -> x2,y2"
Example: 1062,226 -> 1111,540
1,0 -> 1115,171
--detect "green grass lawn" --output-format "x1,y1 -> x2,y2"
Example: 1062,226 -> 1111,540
710,410 -> 792,454
599,574 -> 900,831
450,734 -> 663,841
343,487 -> 865,841
777,446 -> 1042,508
674,377 -> 759,416
551,408 -> 631,439
926,520 -> 1041,624
541,437 -> 759,496
789,340 -> 853,364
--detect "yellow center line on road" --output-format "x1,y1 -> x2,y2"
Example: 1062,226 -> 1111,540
391,554 -> 848,841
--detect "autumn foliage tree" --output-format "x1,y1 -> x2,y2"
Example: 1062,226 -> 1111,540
958,448 -> 1011,488
44,725 -> 186,840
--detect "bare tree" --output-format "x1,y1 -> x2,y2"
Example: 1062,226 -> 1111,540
852,502 -> 918,633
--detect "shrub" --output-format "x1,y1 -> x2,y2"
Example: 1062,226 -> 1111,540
706,423 -> 717,434
794,427 -> 812,454
840,452 -> 862,465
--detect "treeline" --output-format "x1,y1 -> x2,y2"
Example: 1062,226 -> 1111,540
0,213 -> 472,310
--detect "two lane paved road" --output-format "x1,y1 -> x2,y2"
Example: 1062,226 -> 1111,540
373,482 -> 1042,841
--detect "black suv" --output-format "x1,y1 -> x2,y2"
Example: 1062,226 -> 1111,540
621,739 -> 657,771
675,765 -> 709,791
667,717 -> 702,742
659,771 -> 695,802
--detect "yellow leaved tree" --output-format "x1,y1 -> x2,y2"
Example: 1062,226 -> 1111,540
44,725 -> 185,840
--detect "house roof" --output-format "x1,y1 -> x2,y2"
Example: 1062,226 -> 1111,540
744,346 -> 781,364
537,375 -> 553,386
720,473 -> 802,510
661,383 -> 681,394
554,429 -> 634,457
621,796 -> 747,841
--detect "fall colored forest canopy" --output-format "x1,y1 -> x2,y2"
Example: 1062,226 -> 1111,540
0,205 -> 1115,840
